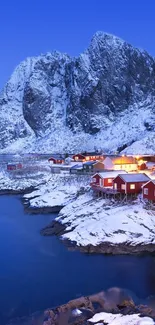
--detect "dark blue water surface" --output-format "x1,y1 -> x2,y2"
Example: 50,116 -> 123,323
0,195 -> 155,324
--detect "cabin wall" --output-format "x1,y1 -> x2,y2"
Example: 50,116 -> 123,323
126,182 -> 144,194
93,162 -> 105,172
113,176 -> 126,192
73,154 -> 85,162
114,163 -> 137,172
91,174 -> 103,186
143,182 -> 155,201
104,178 -> 114,187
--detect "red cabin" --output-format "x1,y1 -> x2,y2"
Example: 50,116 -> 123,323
113,173 -> 150,194
48,155 -> 64,164
7,162 -> 22,171
142,180 -> 155,201
72,154 -> 86,162
7,164 -> 17,171
73,152 -> 104,162
91,171 -> 127,188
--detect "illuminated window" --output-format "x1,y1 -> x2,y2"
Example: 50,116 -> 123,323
114,183 -> 117,190
130,184 -> 135,189
144,188 -> 148,195
86,157 -> 89,161
121,184 -> 126,190
108,178 -> 112,183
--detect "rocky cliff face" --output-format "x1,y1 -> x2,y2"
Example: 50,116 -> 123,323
0,31 -> 155,153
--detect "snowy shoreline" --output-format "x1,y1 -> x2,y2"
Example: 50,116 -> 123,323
1,170 -> 155,255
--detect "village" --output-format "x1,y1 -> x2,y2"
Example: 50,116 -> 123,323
5,151 -> 155,205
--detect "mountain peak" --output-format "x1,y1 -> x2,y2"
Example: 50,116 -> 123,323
90,31 -> 125,48
0,32 -> 155,153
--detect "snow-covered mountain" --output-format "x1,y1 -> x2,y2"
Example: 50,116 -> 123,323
1,31 -> 155,153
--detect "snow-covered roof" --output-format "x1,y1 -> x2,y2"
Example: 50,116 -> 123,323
48,155 -> 64,160
143,179 -> 155,187
93,170 -> 127,179
83,161 -> 97,166
82,152 -> 103,156
70,164 -> 83,170
117,173 -> 150,183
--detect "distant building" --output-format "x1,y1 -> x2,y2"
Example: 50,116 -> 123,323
48,155 -> 64,164
7,162 -> 22,171
73,152 -> 104,162
70,164 -> 83,174
142,180 -> 155,201
103,156 -> 137,172
113,173 -> 150,194
83,161 -> 105,173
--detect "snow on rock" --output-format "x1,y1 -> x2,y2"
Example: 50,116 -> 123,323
55,193 -> 155,250
0,32 -> 155,153
24,175 -> 90,209
0,168 -> 51,192
88,312 -> 154,325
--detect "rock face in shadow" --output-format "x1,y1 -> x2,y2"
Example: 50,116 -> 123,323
0,32 -> 155,152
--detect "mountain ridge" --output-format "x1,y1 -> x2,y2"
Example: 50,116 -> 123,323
0,31 -> 155,154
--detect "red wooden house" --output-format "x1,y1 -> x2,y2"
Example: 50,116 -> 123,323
7,162 -> 22,171
142,180 -> 155,201
113,173 -> 150,194
72,153 -> 86,162
48,155 -> 64,164
91,171 -> 127,188
73,152 -> 104,162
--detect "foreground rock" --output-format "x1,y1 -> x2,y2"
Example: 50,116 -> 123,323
41,193 -> 155,255
42,288 -> 155,325
7,288 -> 155,325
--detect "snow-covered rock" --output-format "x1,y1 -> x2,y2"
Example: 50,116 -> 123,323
24,174 -> 90,209
88,312 -> 154,325
53,193 -> 155,254
0,168 -> 51,193
0,32 -> 155,153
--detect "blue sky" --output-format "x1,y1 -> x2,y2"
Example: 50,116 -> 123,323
0,0 -> 155,89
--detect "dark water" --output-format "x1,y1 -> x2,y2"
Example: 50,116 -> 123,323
1,195 -> 155,324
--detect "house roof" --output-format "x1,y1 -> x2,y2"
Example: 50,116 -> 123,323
142,179 -> 155,187
116,173 -> 150,183
70,164 -> 83,170
93,170 -> 127,179
48,154 -> 64,159
82,152 -> 103,157
83,161 -> 97,166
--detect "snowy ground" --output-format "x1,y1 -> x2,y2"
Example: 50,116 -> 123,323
55,192 -> 155,251
88,312 -> 154,325
1,166 -> 155,253
0,165 -> 51,192
24,174 -> 90,209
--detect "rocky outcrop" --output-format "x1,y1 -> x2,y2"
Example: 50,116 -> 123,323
42,288 -> 155,325
0,32 -> 155,153
40,193 -> 155,255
